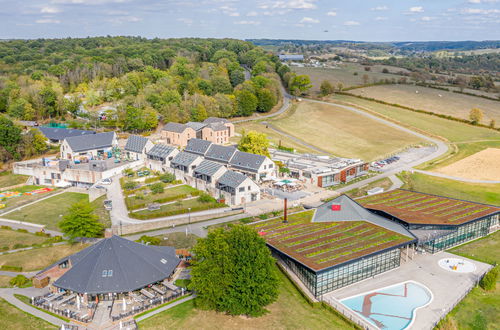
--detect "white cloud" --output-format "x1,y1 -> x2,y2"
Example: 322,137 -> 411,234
343,20 -> 360,26
108,15 -> 141,24
421,16 -> 434,21
177,18 -> 193,25
326,11 -> 336,16
260,0 -> 317,10
234,20 -> 261,25
371,5 -> 388,11
463,8 -> 500,13
467,0 -> 499,3
246,11 -> 258,16
51,0 -> 130,4
375,16 -> 387,21
41,6 -> 61,14
300,17 -> 319,23
35,18 -> 61,23
229,12 -> 240,16
409,6 -> 424,13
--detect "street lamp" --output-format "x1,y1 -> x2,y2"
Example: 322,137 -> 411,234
186,207 -> 191,236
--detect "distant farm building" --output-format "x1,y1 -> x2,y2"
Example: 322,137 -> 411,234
279,54 -> 304,61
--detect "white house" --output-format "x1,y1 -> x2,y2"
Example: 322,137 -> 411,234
124,135 -> 154,161
60,132 -> 118,161
145,143 -> 179,172
229,151 -> 276,182
216,170 -> 260,206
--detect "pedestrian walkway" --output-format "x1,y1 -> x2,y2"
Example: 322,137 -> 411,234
135,294 -> 195,322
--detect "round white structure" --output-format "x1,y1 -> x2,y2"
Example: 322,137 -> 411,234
438,258 -> 476,273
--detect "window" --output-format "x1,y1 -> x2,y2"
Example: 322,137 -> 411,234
269,164 -> 273,168
108,270 -> 113,277
102,270 -> 108,277
248,186 -> 251,191
160,258 -> 167,264
239,187 -> 245,192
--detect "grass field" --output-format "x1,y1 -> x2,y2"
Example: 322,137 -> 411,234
399,172 -> 500,206
235,119 -> 319,154
131,197 -> 224,219
139,267 -> 355,330
331,94 -> 500,169
155,232 -> 199,249
0,172 -> 28,189
437,231 -> 500,329
0,244 -> 88,271
434,148 -> 500,181
0,298 -> 56,330
0,229 -> 48,250
0,185 -> 60,211
348,84 -> 500,125
5,192 -> 88,230
293,63 -> 407,91
91,195 -> 111,228
266,101 -> 423,160
0,275 -> 12,287
346,177 -> 393,199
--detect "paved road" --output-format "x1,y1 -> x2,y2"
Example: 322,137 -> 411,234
232,88 -> 292,124
413,169 -> 500,184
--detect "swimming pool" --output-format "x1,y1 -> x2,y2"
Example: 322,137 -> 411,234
340,281 -> 432,330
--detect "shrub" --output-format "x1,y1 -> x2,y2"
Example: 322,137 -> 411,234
9,275 -> 30,288
1,265 -> 23,272
479,266 -> 498,291
198,193 -> 216,203
1,225 -> 12,230
134,192 -> 145,200
159,173 -> 176,183
136,235 -> 161,246
259,214 -> 268,220
16,229 -> 28,233
123,180 -> 137,190
151,182 -> 165,194
13,243 -> 27,249
35,231 -> 51,237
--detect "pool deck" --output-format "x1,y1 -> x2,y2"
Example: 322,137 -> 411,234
322,251 -> 491,330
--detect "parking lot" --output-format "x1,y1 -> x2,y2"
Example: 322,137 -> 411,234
371,146 -> 437,173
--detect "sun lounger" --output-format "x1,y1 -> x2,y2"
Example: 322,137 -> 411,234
152,285 -> 166,295
140,288 -> 155,299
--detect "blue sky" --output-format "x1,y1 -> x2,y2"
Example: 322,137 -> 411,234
2,0 -> 499,41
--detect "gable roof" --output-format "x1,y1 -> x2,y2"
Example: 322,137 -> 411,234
205,144 -> 238,163
194,160 -> 225,177
185,122 -> 207,131
206,123 -> 228,131
163,122 -> 188,133
51,236 -> 180,294
38,127 -> 95,141
203,117 -> 229,124
216,170 -> 248,188
65,131 -> 115,152
147,144 -> 177,159
171,151 -> 200,167
124,135 -> 150,153
184,138 -> 212,156
312,195 -> 414,238
229,151 -> 267,172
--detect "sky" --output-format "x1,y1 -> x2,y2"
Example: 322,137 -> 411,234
1,0 -> 499,41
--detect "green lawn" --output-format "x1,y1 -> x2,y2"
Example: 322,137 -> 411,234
0,275 -> 12,287
268,101 -> 423,161
0,186 -> 60,211
346,177 -> 393,199
0,172 -> 28,189
139,267 -> 356,330
438,231 -> 500,330
398,172 -> 500,206
0,229 -> 48,250
126,185 -> 198,209
156,232 -> 199,249
5,192 -> 88,230
0,298 -> 56,330
91,195 -> 111,228
130,198 -> 225,219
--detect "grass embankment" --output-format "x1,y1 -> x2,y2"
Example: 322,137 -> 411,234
0,172 -> 28,189
0,185 -> 59,211
138,267 -> 356,329
130,198 -> 226,220
438,231 -> 500,329
330,94 -> 500,169
91,195 -> 111,228
5,192 -> 88,230
0,275 -> 13,287
0,229 -> 48,250
0,244 -> 88,271
267,101 -> 423,161
399,172 -> 500,206
0,298 -> 57,330
155,232 -> 199,249
346,177 -> 393,199
125,185 -> 198,210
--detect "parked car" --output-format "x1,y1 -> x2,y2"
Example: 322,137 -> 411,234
104,200 -> 112,211
100,178 -> 112,185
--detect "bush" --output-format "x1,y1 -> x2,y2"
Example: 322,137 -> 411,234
9,275 -> 30,288
136,235 -> 161,246
1,265 -> 23,272
198,193 -> 216,203
1,225 -> 12,230
159,173 -> 176,183
123,180 -> 137,190
151,182 -> 165,194
479,266 -> 498,291
174,279 -> 191,289
35,231 -> 51,237
13,243 -> 27,249
16,229 -> 28,233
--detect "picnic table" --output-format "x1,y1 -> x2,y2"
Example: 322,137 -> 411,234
140,289 -> 155,299
57,294 -> 75,306
46,292 -> 64,302
163,281 -> 178,291
130,293 -> 143,303
152,285 -> 166,295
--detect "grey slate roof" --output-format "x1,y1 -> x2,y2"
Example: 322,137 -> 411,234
194,160 -> 225,177
216,170 -> 247,188
147,144 -> 177,158
38,127 -> 95,141
205,144 -> 238,164
229,151 -> 266,172
163,122 -> 188,133
185,122 -> 207,131
184,138 -> 212,156
51,236 -> 180,294
171,151 -> 200,167
65,131 -> 115,152
206,123 -> 227,131
312,195 -> 414,238
203,117 -> 229,124
124,135 -> 150,153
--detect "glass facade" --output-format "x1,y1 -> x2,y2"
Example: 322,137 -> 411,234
273,247 -> 403,297
422,214 -> 497,253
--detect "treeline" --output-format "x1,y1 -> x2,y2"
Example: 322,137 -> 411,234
0,37 -> 292,132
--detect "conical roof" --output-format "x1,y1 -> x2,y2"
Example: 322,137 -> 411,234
53,236 -> 180,294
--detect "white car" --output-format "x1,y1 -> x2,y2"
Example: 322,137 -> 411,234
99,178 -> 112,185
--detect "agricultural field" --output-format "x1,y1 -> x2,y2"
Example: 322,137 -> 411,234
434,148 -> 500,181
139,266 -> 355,330
293,63 -> 408,92
398,172 -> 500,206
5,192 -> 88,230
0,244 -> 88,271
330,94 -> 500,169
348,84 -> 500,125
0,298 -> 57,330
0,228 -> 48,250
0,172 -> 28,189
267,101 -> 423,160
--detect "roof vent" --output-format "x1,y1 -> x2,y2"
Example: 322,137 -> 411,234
160,258 -> 167,264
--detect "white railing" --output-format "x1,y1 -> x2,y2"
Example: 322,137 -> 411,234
322,295 -> 378,330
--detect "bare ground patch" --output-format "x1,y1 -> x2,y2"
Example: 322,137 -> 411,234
435,148 -> 500,181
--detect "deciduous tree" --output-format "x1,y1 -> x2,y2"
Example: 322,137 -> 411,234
238,130 -> 270,157
59,201 -> 104,241
469,108 -> 484,124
